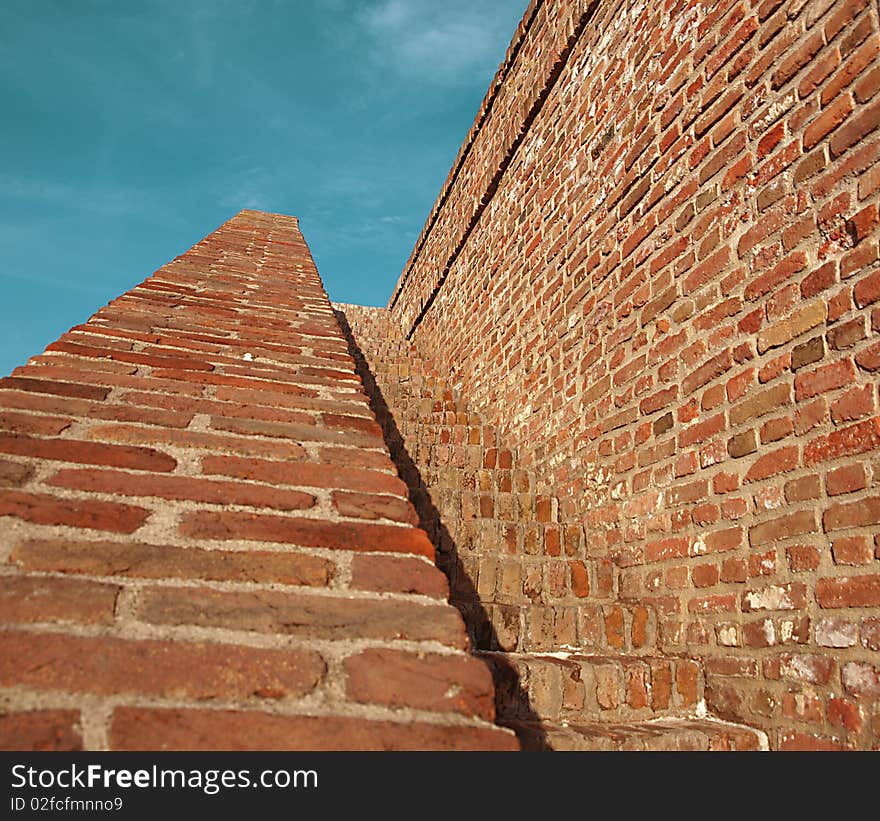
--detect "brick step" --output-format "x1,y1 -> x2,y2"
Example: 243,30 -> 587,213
508,717 -> 767,751
478,650 -> 703,726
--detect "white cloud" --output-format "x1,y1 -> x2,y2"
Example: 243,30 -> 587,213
357,0 -> 525,85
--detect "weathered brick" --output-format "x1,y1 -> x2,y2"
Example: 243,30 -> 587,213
46,468 -> 316,512
344,649 -> 495,719
110,708 -> 518,751
817,574 -> 880,608
201,454 -> 406,496
350,554 -> 448,599
0,631 -> 325,699
11,539 -> 333,587
0,490 -> 150,532
0,576 -> 119,625
138,586 -> 468,647
0,433 -> 176,471
179,511 -> 434,557
0,710 -> 82,751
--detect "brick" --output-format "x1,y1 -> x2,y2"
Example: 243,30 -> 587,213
803,92 -> 854,149
831,384 -> 875,423
794,359 -> 856,400
11,539 -> 333,587
744,445 -> 799,482
826,463 -> 868,496
791,336 -> 825,370
138,586 -> 467,647
816,574 -> 880,607
0,433 -> 176,471
0,710 -> 82,751
110,708 -> 517,751
179,511 -> 434,558
201,454 -> 406,496
749,510 -> 817,546
331,491 -> 418,524
787,543 -> 821,572
0,631 -> 324,700
862,618 -> 880,650
804,416 -> 880,463
46,468 -> 316,512
842,661 -> 880,698
0,457 -> 33,488
0,576 -> 119,625
742,582 -> 807,612
779,730 -> 852,751
344,649 -> 495,720
210,415 -> 382,448
831,536 -> 873,565
830,96 -> 880,157
86,424 -> 308,461
0,376 -> 109,401
730,382 -> 792,426
0,490 -> 149,533
855,340 -> 880,371
350,555 -> 448,598
766,653 -> 835,685
854,268 -> 880,306
824,496 -> 880,530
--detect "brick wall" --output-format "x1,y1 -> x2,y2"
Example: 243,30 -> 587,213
388,0 -> 880,749
0,211 -> 516,751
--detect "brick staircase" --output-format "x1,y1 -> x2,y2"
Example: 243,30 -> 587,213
336,304 -> 767,751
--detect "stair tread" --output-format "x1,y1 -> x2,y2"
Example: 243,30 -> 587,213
508,717 -> 767,751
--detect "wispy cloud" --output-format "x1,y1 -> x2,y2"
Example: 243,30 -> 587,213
357,0 -> 521,85
0,173 -> 143,218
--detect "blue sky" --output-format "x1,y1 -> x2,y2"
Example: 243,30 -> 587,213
0,0 -> 527,376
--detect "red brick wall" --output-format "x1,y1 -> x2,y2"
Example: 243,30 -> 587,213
0,211 -> 516,751
389,0 -> 880,749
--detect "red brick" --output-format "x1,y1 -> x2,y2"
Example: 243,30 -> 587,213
86,424 -> 307,461
744,445 -> 799,482
210,415 -> 381,448
0,490 -> 149,533
749,510 -> 817,546
804,92 -> 855,149
110,707 -> 517,751
787,543 -> 821,572
11,538 -> 333,587
742,582 -> 807,612
331,491 -> 418,524
804,416 -> 880,463
817,574 -> 880,608
350,554 -> 448,598
832,536 -> 874,565
0,457 -> 33,488
0,376 -> 109,401
201,454 -> 406,496
826,463 -> 868,495
794,359 -> 857,400
824,496 -> 880,530
179,510 -> 434,557
0,432 -> 176,471
854,268 -> 880,306
0,631 -> 324,700
0,710 -> 82,751
46,468 -> 316,512
344,649 -> 495,720
842,661 -> 880,698
779,730 -> 852,751
137,586 -> 467,647
0,576 -> 119,625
